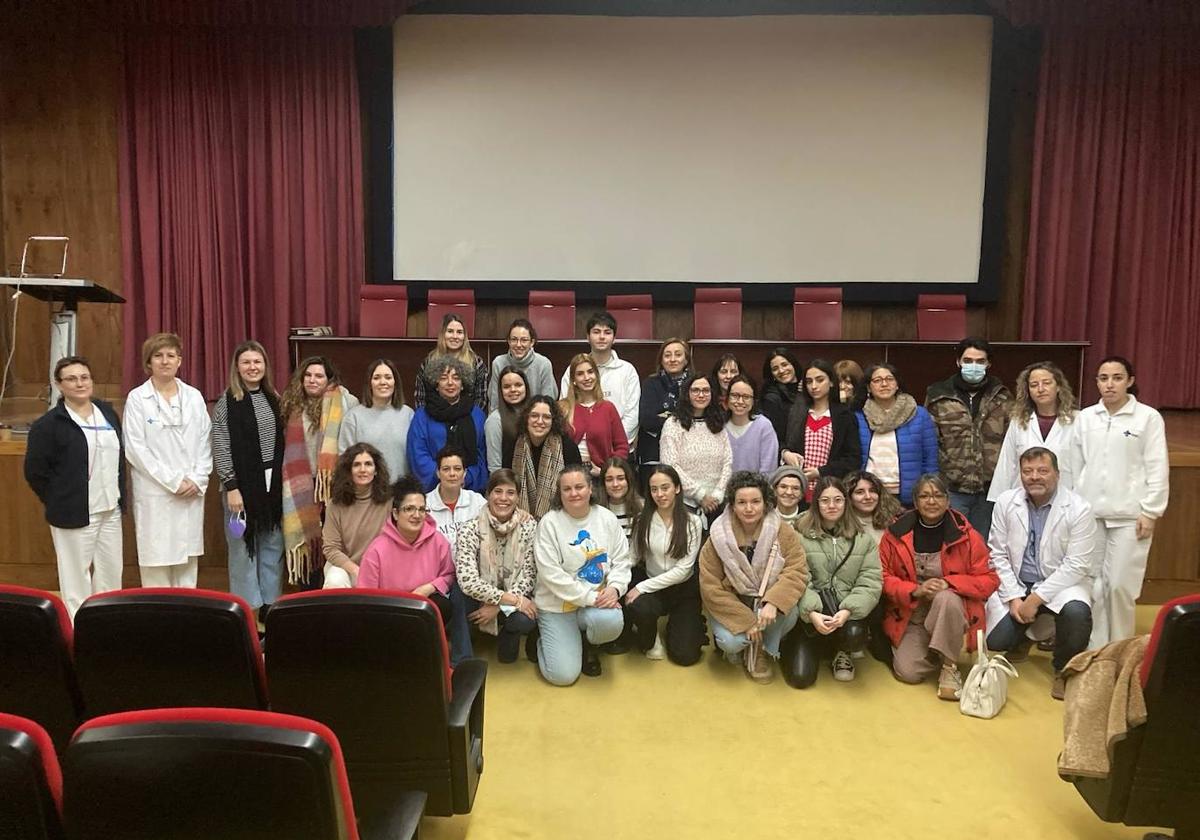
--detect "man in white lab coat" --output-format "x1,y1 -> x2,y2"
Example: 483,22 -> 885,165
985,446 -> 1095,699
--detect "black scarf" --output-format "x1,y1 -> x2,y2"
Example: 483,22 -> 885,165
226,388 -> 283,556
425,390 -> 480,466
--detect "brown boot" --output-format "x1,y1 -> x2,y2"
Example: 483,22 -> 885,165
1005,638 -> 1033,663
744,643 -> 774,684
937,663 -> 963,701
1051,671 -> 1067,701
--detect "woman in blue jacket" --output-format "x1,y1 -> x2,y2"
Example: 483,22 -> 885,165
407,355 -> 487,493
855,363 -> 938,506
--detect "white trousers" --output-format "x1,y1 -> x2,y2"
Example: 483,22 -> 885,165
139,558 -> 199,589
321,561 -> 355,589
50,508 -> 124,620
1089,520 -> 1153,648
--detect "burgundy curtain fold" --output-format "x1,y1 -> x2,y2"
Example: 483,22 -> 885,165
1021,26 -> 1200,408
120,26 -> 364,398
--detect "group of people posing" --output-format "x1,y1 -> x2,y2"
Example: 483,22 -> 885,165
24,313 -> 1169,696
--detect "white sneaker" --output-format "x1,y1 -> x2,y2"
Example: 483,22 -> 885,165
832,650 -> 856,682
646,634 -> 667,660
850,650 -> 865,660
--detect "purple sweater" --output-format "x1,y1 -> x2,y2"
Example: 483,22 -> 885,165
727,415 -> 780,475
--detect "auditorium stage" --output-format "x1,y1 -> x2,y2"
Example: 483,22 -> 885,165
0,400 -> 1197,599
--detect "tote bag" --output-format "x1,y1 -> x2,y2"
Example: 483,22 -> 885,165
960,630 -> 1019,719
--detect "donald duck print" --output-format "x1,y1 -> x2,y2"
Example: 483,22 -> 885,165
570,529 -> 609,585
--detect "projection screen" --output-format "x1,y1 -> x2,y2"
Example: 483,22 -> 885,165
393,14 -> 994,285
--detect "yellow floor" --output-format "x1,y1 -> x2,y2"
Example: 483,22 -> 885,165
424,608 -> 1162,840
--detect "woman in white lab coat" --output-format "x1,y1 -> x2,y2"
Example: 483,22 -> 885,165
988,361 -> 1078,502
124,333 -> 212,587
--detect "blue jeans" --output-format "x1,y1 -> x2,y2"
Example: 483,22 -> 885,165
987,596 -> 1092,672
537,607 -> 624,686
710,604 -> 801,660
224,510 -> 283,610
446,584 -> 475,667
949,491 -> 994,540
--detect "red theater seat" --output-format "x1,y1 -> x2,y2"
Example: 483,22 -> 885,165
606,294 -> 654,340
528,291 -> 576,339
0,586 -> 82,755
1071,594 -> 1200,837
359,284 -> 408,338
793,286 -> 843,340
265,590 -> 486,817
916,294 -> 967,341
693,287 -> 742,339
0,713 -> 64,840
426,289 -> 476,337
63,707 -> 423,840
72,589 -> 267,717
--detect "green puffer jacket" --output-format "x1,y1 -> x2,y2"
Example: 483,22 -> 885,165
795,528 -> 882,621
925,375 -> 1011,494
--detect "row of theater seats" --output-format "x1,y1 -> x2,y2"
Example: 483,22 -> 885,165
361,287 -> 972,341
0,585 -> 488,836
0,707 -> 425,840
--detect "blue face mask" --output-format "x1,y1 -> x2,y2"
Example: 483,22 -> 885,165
960,362 -> 987,385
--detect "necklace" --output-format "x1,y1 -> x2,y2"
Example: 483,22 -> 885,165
918,516 -> 945,529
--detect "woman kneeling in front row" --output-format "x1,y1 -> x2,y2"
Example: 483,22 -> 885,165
782,476 -> 881,687
454,469 -> 539,663
879,473 -> 998,701
534,464 -> 631,685
699,471 -> 807,684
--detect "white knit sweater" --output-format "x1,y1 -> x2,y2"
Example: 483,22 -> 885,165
659,417 -> 733,508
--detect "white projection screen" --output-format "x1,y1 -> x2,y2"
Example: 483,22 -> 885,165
392,14 -> 994,285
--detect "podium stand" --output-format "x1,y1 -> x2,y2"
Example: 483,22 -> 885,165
0,276 -> 125,404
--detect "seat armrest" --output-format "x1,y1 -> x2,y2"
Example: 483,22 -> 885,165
357,790 -> 427,840
447,659 -> 487,730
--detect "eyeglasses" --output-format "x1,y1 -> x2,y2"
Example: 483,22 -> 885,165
870,376 -> 897,385
508,337 -> 532,345
398,505 -> 428,516
727,393 -> 753,403
689,387 -> 712,395
59,375 -> 92,384
915,492 -> 947,502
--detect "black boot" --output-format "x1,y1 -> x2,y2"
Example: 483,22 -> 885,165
497,629 -> 521,664
581,633 -> 602,677
525,627 -> 540,664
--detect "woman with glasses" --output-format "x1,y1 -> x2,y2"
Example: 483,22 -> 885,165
359,475 -> 456,625
415,314 -> 490,412
724,375 -> 779,475
512,396 -> 582,519
407,355 -> 487,494
659,373 -> 732,521
879,474 -> 998,701
488,318 -> 557,410
781,477 -> 880,687
854,363 -> 938,506
25,356 -> 126,619
781,358 -> 861,501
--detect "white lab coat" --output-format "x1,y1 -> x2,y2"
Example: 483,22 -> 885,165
1072,396 -> 1169,523
985,485 -> 1096,632
987,411 -> 1078,502
123,378 -> 212,567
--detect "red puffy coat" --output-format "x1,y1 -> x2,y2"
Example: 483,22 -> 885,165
879,508 -> 999,652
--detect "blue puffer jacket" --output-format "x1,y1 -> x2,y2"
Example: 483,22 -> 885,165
855,406 -> 939,505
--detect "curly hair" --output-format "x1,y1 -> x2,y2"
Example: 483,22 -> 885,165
421,353 -> 474,399
1009,361 -> 1077,428
329,443 -> 392,506
724,470 -> 776,509
281,355 -> 342,427
672,373 -> 726,433
390,475 -> 427,510
519,395 -> 567,442
842,470 -> 901,531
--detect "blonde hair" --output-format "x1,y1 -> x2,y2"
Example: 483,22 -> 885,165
1010,361 -> 1076,428
227,340 -> 276,401
558,353 -> 604,435
141,332 -> 183,373
433,314 -> 478,367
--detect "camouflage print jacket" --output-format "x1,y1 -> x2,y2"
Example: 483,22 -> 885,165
924,375 -> 1012,494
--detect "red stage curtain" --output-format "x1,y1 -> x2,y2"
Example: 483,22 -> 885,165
119,26 -> 363,397
1022,26 -> 1200,408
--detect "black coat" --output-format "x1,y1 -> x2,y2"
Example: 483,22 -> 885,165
783,401 -> 862,479
761,380 -> 799,444
637,372 -> 685,466
24,399 -> 126,529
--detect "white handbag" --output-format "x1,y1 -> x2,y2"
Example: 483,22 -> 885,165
959,629 -> 1019,719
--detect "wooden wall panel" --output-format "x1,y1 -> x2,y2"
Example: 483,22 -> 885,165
0,24 -> 123,395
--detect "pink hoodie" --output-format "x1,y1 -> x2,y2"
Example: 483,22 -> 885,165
358,515 -> 455,595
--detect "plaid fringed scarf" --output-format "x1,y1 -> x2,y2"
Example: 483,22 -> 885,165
281,386 -> 346,584
513,432 -> 564,519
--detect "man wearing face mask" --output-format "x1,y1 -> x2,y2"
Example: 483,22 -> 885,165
924,337 -> 1011,538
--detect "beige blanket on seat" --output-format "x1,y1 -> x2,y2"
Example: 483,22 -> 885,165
1058,634 -> 1149,780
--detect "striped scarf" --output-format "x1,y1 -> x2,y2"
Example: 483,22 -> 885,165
281,386 -> 345,583
513,432 -> 564,519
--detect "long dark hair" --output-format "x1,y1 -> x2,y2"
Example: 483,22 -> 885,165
595,457 -> 643,521
1098,355 -> 1139,396
635,465 -> 692,561
330,443 -> 392,506
710,353 -> 742,393
761,347 -> 801,386
361,358 -> 407,408
673,373 -> 725,433
801,358 -> 843,408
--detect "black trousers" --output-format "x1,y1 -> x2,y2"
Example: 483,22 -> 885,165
782,619 -> 869,689
623,567 -> 706,666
